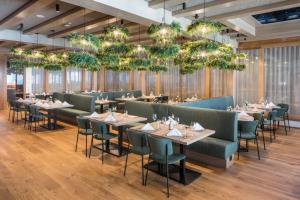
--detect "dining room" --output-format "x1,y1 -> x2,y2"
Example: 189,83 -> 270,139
0,0 -> 299,200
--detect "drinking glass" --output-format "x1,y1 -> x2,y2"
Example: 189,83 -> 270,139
162,116 -> 167,123
152,113 -> 157,121
190,121 -> 195,129
175,117 -> 180,125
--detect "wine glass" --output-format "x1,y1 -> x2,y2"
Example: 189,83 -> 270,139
175,117 -> 180,125
152,113 -> 157,122
190,121 -> 195,129
162,116 -> 166,123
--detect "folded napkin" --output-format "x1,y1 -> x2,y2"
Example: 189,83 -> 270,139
18,98 -> 23,102
167,128 -> 183,137
269,102 -> 276,107
89,112 -> 100,118
238,111 -> 249,117
193,123 -> 204,131
104,114 -> 116,122
141,123 -> 155,131
166,117 -> 176,125
55,100 -> 62,104
235,105 -> 240,110
62,101 -> 70,106
43,103 -> 50,108
35,102 -> 43,106
121,95 -> 125,99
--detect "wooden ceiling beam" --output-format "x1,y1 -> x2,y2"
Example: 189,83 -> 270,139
210,0 -> 300,20
48,16 -> 117,38
173,0 -> 237,17
0,0 -> 55,28
91,22 -> 138,36
149,0 -> 186,9
24,8 -> 93,34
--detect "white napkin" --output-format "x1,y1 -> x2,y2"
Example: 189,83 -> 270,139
166,117 -> 176,125
35,102 -> 43,106
89,112 -> 100,118
141,123 -> 155,131
269,102 -> 276,107
193,123 -> 204,131
55,100 -> 62,104
62,101 -> 70,106
167,128 -> 183,137
238,111 -> 249,117
18,98 -> 23,102
104,114 -> 116,122
43,103 -> 50,108
122,95 -> 125,99
235,105 -> 240,110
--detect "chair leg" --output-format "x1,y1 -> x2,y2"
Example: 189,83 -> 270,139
123,150 -> 129,176
237,139 -> 240,160
89,136 -> 94,159
75,132 -> 79,152
12,110 -> 15,123
287,114 -> 290,131
269,126 -> 272,143
144,156 -> 150,186
16,112 -> 19,124
101,140 -> 104,164
283,120 -> 287,135
166,164 -> 170,198
255,137 -> 260,160
262,130 -> 266,150
85,135 -> 88,157
8,109 -> 11,121
141,154 -> 144,185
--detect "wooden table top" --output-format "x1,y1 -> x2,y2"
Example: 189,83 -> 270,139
115,97 -> 139,102
85,112 -> 147,127
130,122 -> 215,146
139,95 -> 157,100
248,103 -> 280,110
95,99 -> 116,105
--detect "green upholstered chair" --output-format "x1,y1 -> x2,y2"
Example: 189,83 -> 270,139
277,103 -> 290,131
8,100 -> 15,122
28,105 -> 46,132
145,135 -> 186,198
89,120 -> 117,164
75,117 -> 93,157
237,120 -> 260,160
10,101 -> 25,124
123,129 -> 150,185
253,113 -> 266,150
23,104 -> 31,129
263,111 -> 278,142
273,108 -> 288,135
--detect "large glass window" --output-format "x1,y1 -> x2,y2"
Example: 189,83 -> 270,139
66,67 -> 82,92
264,46 -> 300,115
48,70 -> 65,93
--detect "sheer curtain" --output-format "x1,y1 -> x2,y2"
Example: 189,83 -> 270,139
85,70 -> 92,91
210,69 -> 233,97
234,49 -> 259,106
26,67 -> 44,94
182,69 -> 205,98
48,70 -> 65,93
160,66 -> 180,98
264,46 -> 300,115
66,67 -> 82,92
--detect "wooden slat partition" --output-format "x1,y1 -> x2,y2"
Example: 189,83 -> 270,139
0,54 -> 7,109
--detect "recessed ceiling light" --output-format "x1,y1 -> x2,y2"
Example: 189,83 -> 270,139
64,22 -> 72,27
36,14 -> 45,18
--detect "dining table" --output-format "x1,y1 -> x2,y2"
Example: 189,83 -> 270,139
115,97 -> 139,102
85,112 -> 147,156
130,122 -> 215,185
139,95 -> 157,102
248,103 -> 280,110
95,99 -> 116,113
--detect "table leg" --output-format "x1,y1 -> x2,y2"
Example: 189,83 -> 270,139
179,144 -> 186,184
47,110 -> 51,129
53,109 -> 58,130
100,104 -> 104,113
118,126 -> 123,156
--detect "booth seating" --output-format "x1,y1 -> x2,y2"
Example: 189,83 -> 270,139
178,96 -> 234,110
125,101 -> 238,168
52,92 -> 95,124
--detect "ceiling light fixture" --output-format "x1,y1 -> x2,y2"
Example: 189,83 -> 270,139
56,4 -> 60,13
36,14 -> 45,18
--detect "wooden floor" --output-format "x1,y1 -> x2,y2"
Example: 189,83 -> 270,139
0,110 -> 299,200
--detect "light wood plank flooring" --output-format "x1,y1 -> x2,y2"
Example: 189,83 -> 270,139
0,110 -> 299,200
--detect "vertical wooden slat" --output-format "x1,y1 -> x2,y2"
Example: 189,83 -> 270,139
155,72 -> 160,95
44,70 -> 49,93
258,48 -> 264,101
128,70 -> 133,90
0,54 -> 7,109
91,71 -> 97,91
64,68 -> 67,91
81,69 -> 86,91
23,67 -> 26,98
205,67 -> 210,98
100,67 -> 105,91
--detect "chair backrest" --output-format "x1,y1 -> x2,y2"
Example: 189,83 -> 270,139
14,101 -> 23,109
267,111 -> 277,120
273,108 -> 285,118
126,130 -> 149,149
148,135 -> 173,156
8,100 -> 15,108
253,113 -> 264,125
90,120 -> 108,135
238,120 -> 258,133
29,105 -> 40,116
277,103 -> 289,112
76,117 -> 90,130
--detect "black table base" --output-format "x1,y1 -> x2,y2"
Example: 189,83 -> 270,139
94,142 -> 128,157
40,122 -> 64,130
145,161 -> 201,185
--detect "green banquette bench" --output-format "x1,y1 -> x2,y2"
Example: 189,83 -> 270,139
52,92 -> 95,124
178,96 -> 234,110
125,101 -> 238,168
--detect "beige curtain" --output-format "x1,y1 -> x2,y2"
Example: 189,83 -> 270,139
85,70 -> 92,91
26,67 -> 44,94
210,69 -> 233,97
66,67 -> 82,92
48,70 -> 65,93
234,49 -> 259,106
264,46 -> 300,115
160,66 -> 180,98
182,69 -> 205,99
